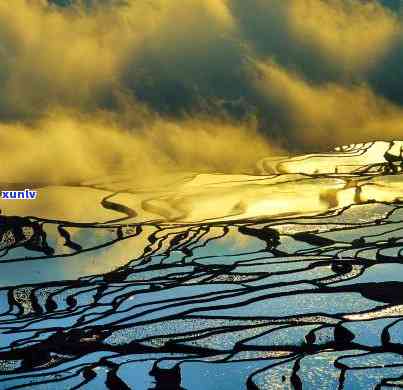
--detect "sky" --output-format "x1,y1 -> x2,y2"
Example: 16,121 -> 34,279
1,0 -> 403,183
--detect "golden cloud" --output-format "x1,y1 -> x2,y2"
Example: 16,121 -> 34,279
0,108 -> 280,183
287,0 -> 400,73
251,60 -> 403,147
0,0 -> 402,185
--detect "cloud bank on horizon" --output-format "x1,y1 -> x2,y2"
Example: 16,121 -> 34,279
1,0 -> 403,182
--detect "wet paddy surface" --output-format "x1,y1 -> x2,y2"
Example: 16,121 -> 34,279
0,141 -> 402,389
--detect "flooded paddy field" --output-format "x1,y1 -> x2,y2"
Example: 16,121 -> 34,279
0,141 -> 402,389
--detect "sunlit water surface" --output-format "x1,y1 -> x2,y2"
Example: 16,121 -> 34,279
0,141 -> 403,389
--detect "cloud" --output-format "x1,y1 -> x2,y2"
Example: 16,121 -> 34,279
0,0 -> 238,118
0,108 -> 279,183
0,0 -> 119,117
229,0 -> 401,81
251,60 -> 403,147
0,0 -> 403,183
287,0 -> 400,74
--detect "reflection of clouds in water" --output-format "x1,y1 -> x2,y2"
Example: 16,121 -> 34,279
0,142 -> 401,283
0,224 -> 158,285
0,142 -> 402,387
0,141 -> 402,225
0,186 -> 118,222
1,189 -> 403,387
